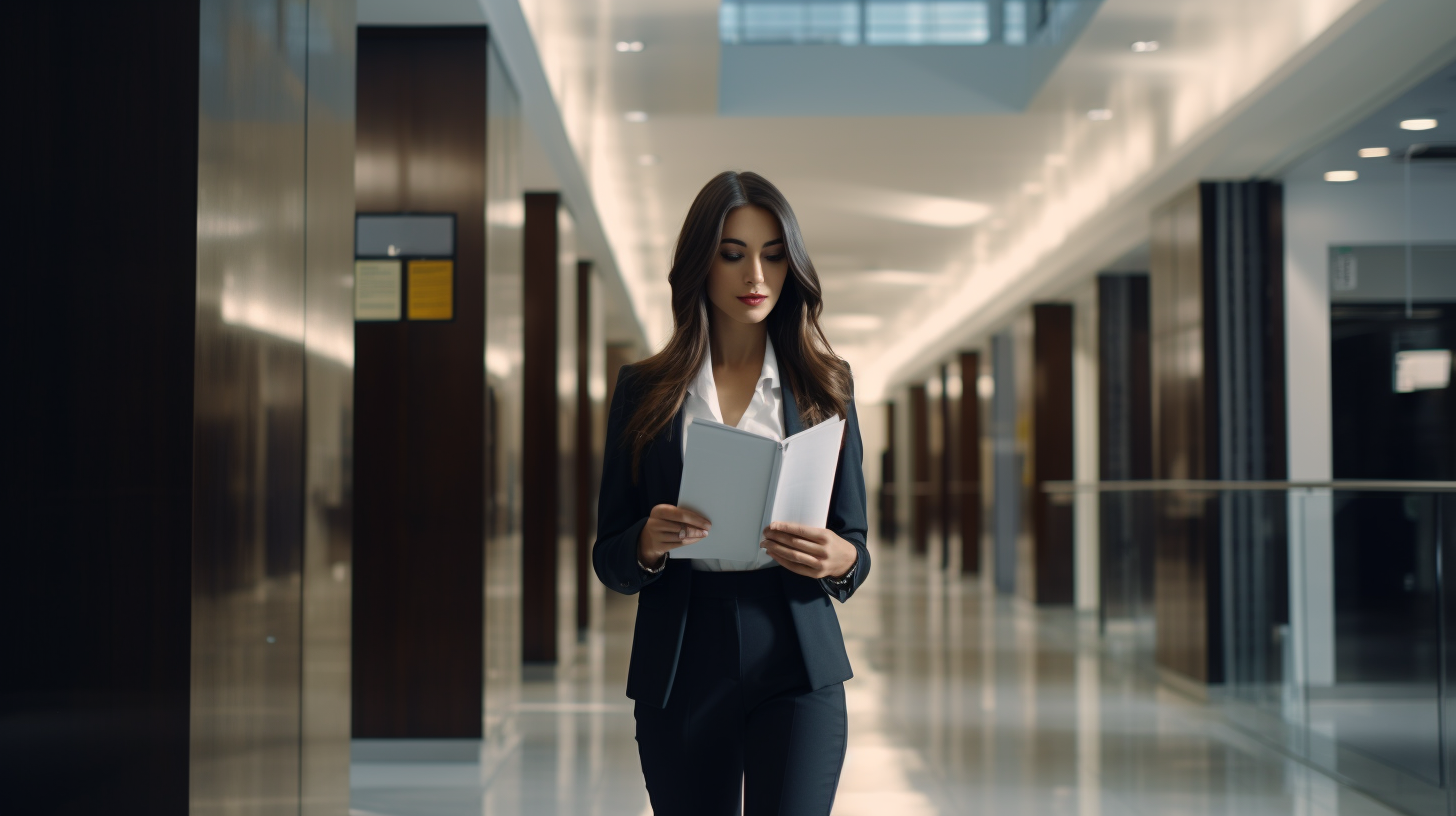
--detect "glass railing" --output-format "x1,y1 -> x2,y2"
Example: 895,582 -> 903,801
718,0 -> 1081,47
1045,480 -> 1456,816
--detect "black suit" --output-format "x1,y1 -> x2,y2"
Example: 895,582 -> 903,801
592,363 -> 870,815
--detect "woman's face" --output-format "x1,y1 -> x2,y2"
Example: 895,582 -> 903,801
707,205 -> 789,326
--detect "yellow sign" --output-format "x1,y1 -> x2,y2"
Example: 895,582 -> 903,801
408,260 -> 454,320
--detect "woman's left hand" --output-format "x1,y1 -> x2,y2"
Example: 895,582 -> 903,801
761,521 -> 858,580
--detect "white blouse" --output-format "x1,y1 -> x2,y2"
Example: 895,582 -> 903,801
681,337 -> 784,572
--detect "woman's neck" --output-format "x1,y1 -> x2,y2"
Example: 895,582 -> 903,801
708,314 -> 767,369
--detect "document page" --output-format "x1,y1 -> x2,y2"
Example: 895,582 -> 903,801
768,416 -> 845,528
672,419 -> 780,560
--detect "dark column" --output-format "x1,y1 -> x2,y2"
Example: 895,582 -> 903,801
879,402 -> 898,544
938,365 -> 954,570
353,27 -> 487,738
1032,304 -> 1076,604
575,260 -> 596,633
909,385 -> 932,555
1097,274 -> 1154,627
522,192 -> 577,664
5,4 -> 199,812
1150,181 -> 1287,685
958,352 -> 984,574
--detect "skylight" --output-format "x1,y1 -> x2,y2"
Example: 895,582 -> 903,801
719,1 -> 1069,47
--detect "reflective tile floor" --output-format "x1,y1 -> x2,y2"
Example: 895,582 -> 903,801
351,542 -> 1406,816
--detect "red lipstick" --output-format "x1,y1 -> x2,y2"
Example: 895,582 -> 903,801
737,294 -> 767,307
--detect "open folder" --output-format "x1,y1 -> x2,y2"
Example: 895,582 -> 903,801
671,415 -> 846,560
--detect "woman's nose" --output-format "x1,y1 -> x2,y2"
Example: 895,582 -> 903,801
745,257 -> 765,285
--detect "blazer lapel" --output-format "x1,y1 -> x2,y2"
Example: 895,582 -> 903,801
781,378 -> 803,436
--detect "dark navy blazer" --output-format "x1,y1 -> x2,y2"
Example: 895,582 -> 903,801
592,363 -> 871,709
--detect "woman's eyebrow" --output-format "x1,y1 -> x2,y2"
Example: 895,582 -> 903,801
720,238 -> 747,247
763,238 -> 784,248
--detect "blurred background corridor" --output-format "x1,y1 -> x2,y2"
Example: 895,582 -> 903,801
5,1 -> 1455,814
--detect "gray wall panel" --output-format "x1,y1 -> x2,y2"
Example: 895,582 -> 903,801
302,1 -> 356,814
484,35 -> 524,767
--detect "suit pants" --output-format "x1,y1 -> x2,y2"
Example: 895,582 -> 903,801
634,567 -> 847,816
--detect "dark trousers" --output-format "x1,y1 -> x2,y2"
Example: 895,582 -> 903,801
634,567 -> 847,816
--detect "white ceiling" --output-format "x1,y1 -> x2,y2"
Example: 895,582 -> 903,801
369,0 -> 1456,398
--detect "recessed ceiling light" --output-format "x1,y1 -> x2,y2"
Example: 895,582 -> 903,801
1324,170 -> 1358,182
1358,147 -> 1390,158
1400,118 -> 1438,130
1022,182 -> 1044,195
615,41 -> 645,52
624,111 -> 648,123
1131,41 -> 1160,52
637,154 -> 657,166
1087,109 -> 1113,121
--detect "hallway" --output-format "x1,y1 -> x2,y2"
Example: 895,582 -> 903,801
349,540 -> 1402,816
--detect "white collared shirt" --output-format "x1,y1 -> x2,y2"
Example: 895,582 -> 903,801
681,337 -> 785,572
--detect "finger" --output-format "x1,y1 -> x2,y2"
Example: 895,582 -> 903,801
764,539 -> 821,568
652,504 -> 712,531
653,520 -> 708,540
766,547 -> 820,578
765,521 -> 825,541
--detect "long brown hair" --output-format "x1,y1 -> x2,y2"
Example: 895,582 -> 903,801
624,171 -> 851,477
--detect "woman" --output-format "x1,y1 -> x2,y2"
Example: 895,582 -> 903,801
592,170 -> 870,815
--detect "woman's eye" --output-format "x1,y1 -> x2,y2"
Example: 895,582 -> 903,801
765,253 -> 786,263
720,252 -> 743,261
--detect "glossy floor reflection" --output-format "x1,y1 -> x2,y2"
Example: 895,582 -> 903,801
350,540 -> 1406,816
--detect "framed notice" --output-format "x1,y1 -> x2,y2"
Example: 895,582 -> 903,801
407,260 -> 454,321
355,259 -> 402,321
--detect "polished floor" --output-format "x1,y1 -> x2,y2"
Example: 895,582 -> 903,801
350,541 -> 1407,816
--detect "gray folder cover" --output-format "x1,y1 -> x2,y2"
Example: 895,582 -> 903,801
672,416 -> 845,560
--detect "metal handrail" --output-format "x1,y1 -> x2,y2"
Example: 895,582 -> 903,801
1041,479 -> 1456,494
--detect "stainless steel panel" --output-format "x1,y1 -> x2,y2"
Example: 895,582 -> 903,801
193,0 -> 353,812
483,37 -> 525,770
302,1 -> 355,814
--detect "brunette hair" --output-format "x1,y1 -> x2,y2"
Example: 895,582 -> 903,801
623,171 -> 851,477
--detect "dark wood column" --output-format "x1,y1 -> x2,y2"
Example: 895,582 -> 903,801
957,352 -> 983,574
575,260 -> 596,633
1150,181 -> 1286,685
909,384 -> 932,555
522,192 -> 577,664
878,402 -> 898,543
353,27 -> 487,738
1032,304 -> 1076,604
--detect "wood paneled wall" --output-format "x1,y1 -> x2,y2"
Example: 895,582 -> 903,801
353,27 -> 487,738
1032,304 -> 1076,604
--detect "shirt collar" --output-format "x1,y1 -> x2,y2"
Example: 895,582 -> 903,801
688,336 -> 780,399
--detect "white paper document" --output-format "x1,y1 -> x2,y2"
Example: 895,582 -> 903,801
671,415 -> 845,560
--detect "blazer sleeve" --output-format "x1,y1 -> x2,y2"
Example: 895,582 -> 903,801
819,388 -> 871,603
592,365 -> 665,595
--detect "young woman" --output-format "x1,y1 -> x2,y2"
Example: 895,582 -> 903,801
592,171 -> 870,815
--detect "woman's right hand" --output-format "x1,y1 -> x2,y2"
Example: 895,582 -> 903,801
637,504 -> 712,568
